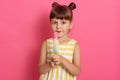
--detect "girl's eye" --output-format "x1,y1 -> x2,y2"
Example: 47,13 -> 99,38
61,21 -> 66,24
52,21 -> 57,24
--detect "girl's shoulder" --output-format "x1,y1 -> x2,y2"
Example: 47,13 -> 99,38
70,38 -> 78,44
45,38 -> 54,43
46,38 -> 53,41
70,38 -> 80,47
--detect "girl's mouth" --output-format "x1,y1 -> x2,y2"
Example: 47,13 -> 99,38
56,31 -> 61,33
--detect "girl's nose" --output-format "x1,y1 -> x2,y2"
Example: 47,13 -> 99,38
56,23 -> 60,29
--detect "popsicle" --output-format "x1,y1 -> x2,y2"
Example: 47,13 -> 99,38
53,32 -> 59,54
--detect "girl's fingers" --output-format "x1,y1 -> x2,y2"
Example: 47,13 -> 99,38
51,54 -> 61,65
51,62 -> 56,68
55,61 -> 60,65
51,58 -> 57,62
51,62 -> 54,67
52,58 -> 61,64
51,61 -> 58,68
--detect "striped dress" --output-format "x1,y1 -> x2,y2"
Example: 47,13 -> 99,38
39,38 -> 77,80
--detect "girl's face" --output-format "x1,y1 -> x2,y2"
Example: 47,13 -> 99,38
51,18 -> 72,38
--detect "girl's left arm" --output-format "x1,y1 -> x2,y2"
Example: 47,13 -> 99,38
61,42 -> 81,76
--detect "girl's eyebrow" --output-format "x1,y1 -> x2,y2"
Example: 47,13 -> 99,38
61,20 -> 69,22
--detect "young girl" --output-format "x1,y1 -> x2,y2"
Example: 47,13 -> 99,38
39,2 -> 81,80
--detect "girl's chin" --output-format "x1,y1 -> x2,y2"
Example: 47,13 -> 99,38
58,33 -> 65,38
57,33 -> 62,37
58,35 -> 62,38
57,32 -> 67,38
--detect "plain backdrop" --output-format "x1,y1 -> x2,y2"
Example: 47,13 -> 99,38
0,0 -> 120,80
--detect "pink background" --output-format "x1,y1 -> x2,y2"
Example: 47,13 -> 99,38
0,0 -> 120,80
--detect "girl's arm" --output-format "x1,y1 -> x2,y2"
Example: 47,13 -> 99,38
52,43 -> 81,76
38,41 -> 51,74
62,43 -> 81,76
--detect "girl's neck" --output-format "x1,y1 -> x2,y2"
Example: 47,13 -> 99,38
58,34 -> 71,41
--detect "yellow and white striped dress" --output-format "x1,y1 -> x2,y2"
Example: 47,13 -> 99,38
40,38 -> 77,80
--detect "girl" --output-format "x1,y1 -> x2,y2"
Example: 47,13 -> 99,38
39,2 -> 81,80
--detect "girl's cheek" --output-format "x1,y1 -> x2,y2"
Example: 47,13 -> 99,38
51,26 -> 56,31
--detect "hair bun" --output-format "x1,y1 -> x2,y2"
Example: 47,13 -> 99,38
52,2 -> 59,8
68,2 -> 76,10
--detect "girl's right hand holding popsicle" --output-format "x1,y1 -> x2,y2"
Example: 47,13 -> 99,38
49,54 -> 63,68
49,61 -> 58,68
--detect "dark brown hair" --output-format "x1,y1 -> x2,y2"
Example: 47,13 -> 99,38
50,2 -> 76,22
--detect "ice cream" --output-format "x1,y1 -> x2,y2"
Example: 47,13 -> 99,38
53,32 -> 59,54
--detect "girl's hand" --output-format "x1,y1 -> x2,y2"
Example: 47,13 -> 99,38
51,54 -> 63,65
49,61 -> 58,68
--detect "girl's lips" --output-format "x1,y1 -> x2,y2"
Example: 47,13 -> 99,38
56,31 -> 61,33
